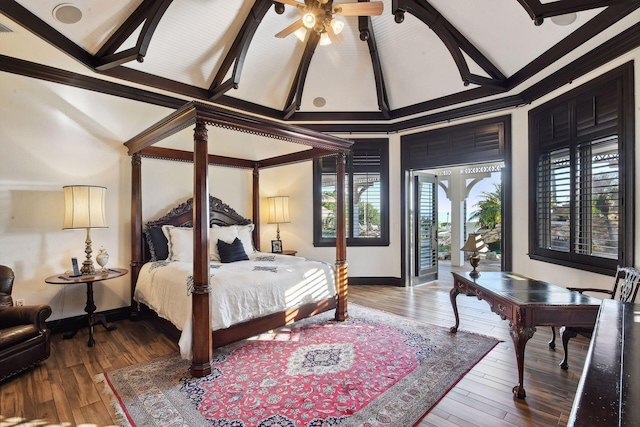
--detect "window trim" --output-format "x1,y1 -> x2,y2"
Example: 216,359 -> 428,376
313,138 -> 389,247
528,62 -> 634,276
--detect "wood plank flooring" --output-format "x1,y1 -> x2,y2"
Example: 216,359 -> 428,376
0,272 -> 590,426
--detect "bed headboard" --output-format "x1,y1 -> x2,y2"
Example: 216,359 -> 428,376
143,195 -> 251,263
146,195 -> 251,228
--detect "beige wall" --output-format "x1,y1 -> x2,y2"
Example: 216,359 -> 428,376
1,46 -> 639,321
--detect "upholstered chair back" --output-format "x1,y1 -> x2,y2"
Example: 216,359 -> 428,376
0,265 -> 15,311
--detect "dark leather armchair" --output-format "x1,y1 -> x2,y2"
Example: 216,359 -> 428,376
0,265 -> 52,381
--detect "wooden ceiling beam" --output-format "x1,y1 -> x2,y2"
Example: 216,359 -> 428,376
283,31 -> 320,120
516,0 -> 638,25
359,7 -> 391,119
95,0 -> 173,71
391,0 -> 507,90
209,0 -> 273,100
0,1 -> 96,69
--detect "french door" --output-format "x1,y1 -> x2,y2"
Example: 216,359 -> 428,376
414,174 -> 438,282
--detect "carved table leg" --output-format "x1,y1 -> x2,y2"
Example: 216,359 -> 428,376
548,326 -> 556,349
509,322 -> 536,399
559,326 -> 577,370
85,281 -> 97,347
449,287 -> 461,333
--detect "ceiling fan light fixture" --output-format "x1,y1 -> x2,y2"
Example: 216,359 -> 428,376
319,32 -> 331,46
302,12 -> 316,29
294,27 -> 307,42
330,18 -> 344,35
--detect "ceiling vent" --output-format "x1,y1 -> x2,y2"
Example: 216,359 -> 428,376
0,23 -> 13,33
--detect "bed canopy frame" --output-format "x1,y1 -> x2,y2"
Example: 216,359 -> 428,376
124,101 -> 352,377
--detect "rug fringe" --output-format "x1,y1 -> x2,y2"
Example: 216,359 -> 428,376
95,373 -> 134,427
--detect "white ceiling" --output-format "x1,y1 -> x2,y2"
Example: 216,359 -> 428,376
1,0 -> 639,121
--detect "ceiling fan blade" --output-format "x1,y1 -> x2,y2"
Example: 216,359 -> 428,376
274,0 -> 304,7
326,25 -> 345,46
275,19 -> 304,38
333,2 -> 384,16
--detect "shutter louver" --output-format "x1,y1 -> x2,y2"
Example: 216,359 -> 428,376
404,119 -> 505,169
538,104 -> 570,152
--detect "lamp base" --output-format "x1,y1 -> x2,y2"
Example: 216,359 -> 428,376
81,260 -> 95,276
81,228 -> 95,275
469,254 -> 480,278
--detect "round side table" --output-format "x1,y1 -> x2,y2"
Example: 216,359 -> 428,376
45,268 -> 128,347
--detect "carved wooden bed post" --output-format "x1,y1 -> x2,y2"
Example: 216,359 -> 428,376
252,163 -> 260,251
335,151 -> 349,321
190,120 -> 213,376
130,153 -> 143,319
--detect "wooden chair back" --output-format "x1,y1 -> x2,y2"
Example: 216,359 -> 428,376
614,266 -> 640,303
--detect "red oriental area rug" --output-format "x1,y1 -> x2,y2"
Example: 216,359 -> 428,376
98,304 -> 498,427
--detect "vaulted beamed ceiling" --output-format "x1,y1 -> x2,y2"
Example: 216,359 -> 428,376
1,0 -> 640,130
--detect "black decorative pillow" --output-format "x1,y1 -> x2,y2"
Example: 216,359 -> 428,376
217,237 -> 249,263
145,226 -> 169,261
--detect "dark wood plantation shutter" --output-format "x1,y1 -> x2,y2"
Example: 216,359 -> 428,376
315,138 -> 389,246
529,64 -> 632,275
403,117 -> 505,170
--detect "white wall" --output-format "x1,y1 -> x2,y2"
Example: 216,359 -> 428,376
1,46 -> 639,321
0,72 -> 172,320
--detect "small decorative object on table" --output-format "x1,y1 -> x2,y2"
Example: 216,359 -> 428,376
96,246 -> 109,272
461,233 -> 486,278
271,239 -> 283,253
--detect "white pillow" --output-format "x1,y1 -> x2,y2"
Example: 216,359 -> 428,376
162,225 -> 250,262
236,223 -> 255,255
162,225 -> 193,262
210,225 -> 238,262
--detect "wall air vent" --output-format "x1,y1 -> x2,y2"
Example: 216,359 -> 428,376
0,23 -> 13,33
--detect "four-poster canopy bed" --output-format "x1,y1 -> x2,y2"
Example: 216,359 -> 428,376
124,101 -> 353,377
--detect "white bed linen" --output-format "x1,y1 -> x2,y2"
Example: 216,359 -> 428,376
133,252 -> 336,359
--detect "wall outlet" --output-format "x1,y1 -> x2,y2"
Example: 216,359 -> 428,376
15,299 -> 25,306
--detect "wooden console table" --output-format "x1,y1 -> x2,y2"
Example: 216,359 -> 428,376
568,299 -> 639,426
450,271 -> 601,399
46,268 -> 128,347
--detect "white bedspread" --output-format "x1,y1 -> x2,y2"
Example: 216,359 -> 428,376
133,252 -> 336,359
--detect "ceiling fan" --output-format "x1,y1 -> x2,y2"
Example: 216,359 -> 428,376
274,0 -> 384,46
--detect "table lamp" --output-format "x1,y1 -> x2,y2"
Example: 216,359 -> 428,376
267,196 -> 290,252
461,233 -> 486,278
63,185 -> 108,275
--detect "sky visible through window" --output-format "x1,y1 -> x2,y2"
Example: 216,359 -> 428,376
437,171 -> 501,226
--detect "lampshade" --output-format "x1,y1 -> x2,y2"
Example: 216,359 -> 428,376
63,185 -> 108,229
267,196 -> 291,224
461,233 -> 486,253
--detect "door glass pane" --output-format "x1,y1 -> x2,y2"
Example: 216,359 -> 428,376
418,180 -> 437,272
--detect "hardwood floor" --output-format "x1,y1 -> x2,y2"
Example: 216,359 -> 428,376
0,272 -> 590,426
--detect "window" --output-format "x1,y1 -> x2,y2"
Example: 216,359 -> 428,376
529,64 -> 634,275
313,138 -> 389,246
